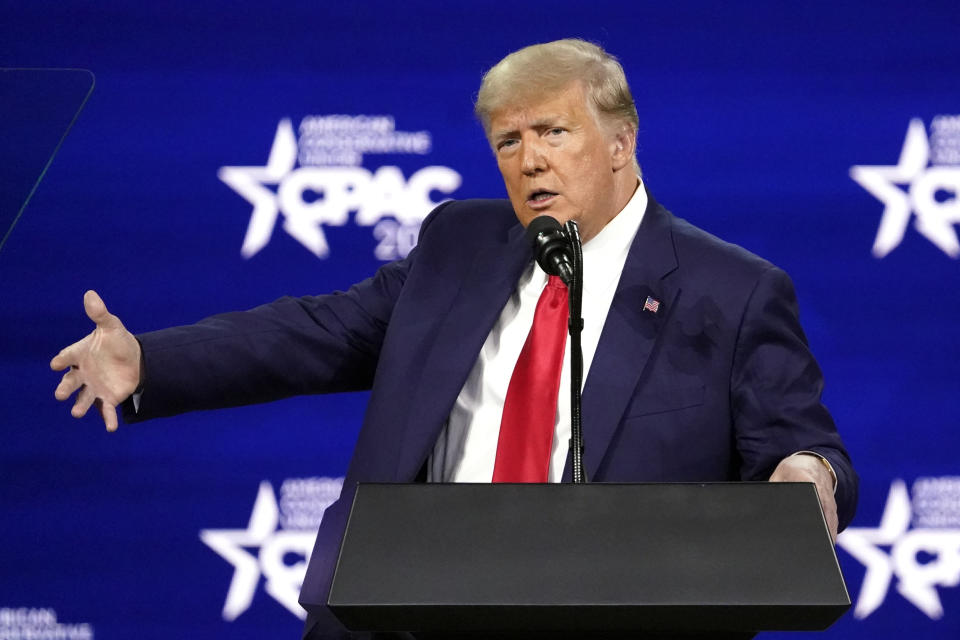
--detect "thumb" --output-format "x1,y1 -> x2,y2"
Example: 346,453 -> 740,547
83,290 -> 119,329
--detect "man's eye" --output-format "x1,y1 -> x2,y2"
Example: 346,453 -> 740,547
497,139 -> 518,150
548,128 -> 565,136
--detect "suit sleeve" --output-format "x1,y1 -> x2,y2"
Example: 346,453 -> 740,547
123,259 -> 406,422
124,201 -> 453,423
730,266 -> 858,531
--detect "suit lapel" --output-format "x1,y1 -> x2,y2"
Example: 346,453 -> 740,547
395,222 -> 529,480
566,195 -> 680,481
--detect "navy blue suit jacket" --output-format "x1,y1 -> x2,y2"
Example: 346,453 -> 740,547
126,195 -> 856,639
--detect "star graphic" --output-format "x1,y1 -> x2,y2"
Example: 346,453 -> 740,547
200,481 -> 279,621
851,119 -> 929,258
837,479 -> 912,619
218,119 -> 298,259
850,119 -> 960,258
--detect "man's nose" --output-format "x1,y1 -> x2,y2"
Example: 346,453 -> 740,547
520,137 -> 547,175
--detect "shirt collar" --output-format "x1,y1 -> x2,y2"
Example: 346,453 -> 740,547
580,177 -> 647,294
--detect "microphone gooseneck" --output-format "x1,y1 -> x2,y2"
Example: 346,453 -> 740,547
524,215 -> 588,484
524,216 -> 574,285
564,219 -> 587,484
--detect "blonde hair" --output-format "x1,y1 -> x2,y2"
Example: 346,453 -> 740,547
475,38 -> 639,139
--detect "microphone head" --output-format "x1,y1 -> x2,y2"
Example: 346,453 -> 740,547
524,215 -> 564,249
524,215 -> 573,284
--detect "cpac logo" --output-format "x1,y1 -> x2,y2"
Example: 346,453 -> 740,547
219,116 -> 462,260
200,477 -> 343,621
837,477 -> 960,620
851,115 -> 960,258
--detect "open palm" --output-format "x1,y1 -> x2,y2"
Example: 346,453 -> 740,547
51,290 -> 142,431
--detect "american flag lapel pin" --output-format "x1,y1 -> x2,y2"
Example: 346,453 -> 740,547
643,295 -> 661,314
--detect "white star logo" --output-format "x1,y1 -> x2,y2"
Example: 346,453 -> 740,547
200,482 -> 316,621
218,119 -> 299,259
837,479 -> 960,620
850,118 -> 960,258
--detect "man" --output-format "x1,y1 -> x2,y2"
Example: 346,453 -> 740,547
52,39 -> 856,639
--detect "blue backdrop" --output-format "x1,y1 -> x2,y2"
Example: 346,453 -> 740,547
2,2 -> 959,638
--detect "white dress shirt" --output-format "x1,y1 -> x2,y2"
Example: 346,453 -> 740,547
428,181 -> 648,482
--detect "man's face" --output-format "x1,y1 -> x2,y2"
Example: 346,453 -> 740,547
489,83 -> 633,242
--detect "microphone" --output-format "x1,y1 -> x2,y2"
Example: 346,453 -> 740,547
524,216 -> 574,285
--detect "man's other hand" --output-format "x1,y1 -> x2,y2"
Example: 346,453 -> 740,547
769,453 -> 839,542
50,290 -> 143,432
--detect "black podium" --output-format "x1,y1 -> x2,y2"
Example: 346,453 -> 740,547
327,482 -> 849,636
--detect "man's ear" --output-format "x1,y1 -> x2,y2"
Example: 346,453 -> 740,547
609,124 -> 637,171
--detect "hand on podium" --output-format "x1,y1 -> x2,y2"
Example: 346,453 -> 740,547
51,290 -> 143,432
770,453 -> 839,542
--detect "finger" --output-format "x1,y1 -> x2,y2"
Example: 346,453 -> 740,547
812,483 -> 838,541
99,400 -> 119,432
818,490 -> 839,542
55,368 -> 84,400
824,506 -> 839,542
71,385 -> 97,418
83,290 -> 120,329
50,343 -> 81,371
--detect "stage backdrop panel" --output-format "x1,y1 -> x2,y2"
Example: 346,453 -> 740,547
1,2 -> 958,639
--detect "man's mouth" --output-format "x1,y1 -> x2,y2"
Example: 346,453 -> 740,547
527,190 -> 558,207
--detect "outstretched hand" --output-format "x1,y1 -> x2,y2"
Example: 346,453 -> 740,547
50,290 -> 143,432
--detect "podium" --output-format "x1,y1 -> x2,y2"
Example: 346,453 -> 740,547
327,482 -> 849,637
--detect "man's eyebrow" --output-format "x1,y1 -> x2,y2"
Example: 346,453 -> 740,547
530,116 -> 563,129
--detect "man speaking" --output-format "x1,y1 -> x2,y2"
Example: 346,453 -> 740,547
51,39 -> 857,639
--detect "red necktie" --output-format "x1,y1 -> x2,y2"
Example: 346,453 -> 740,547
493,275 -> 568,482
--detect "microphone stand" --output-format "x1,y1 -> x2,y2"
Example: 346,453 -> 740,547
564,220 -> 587,484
